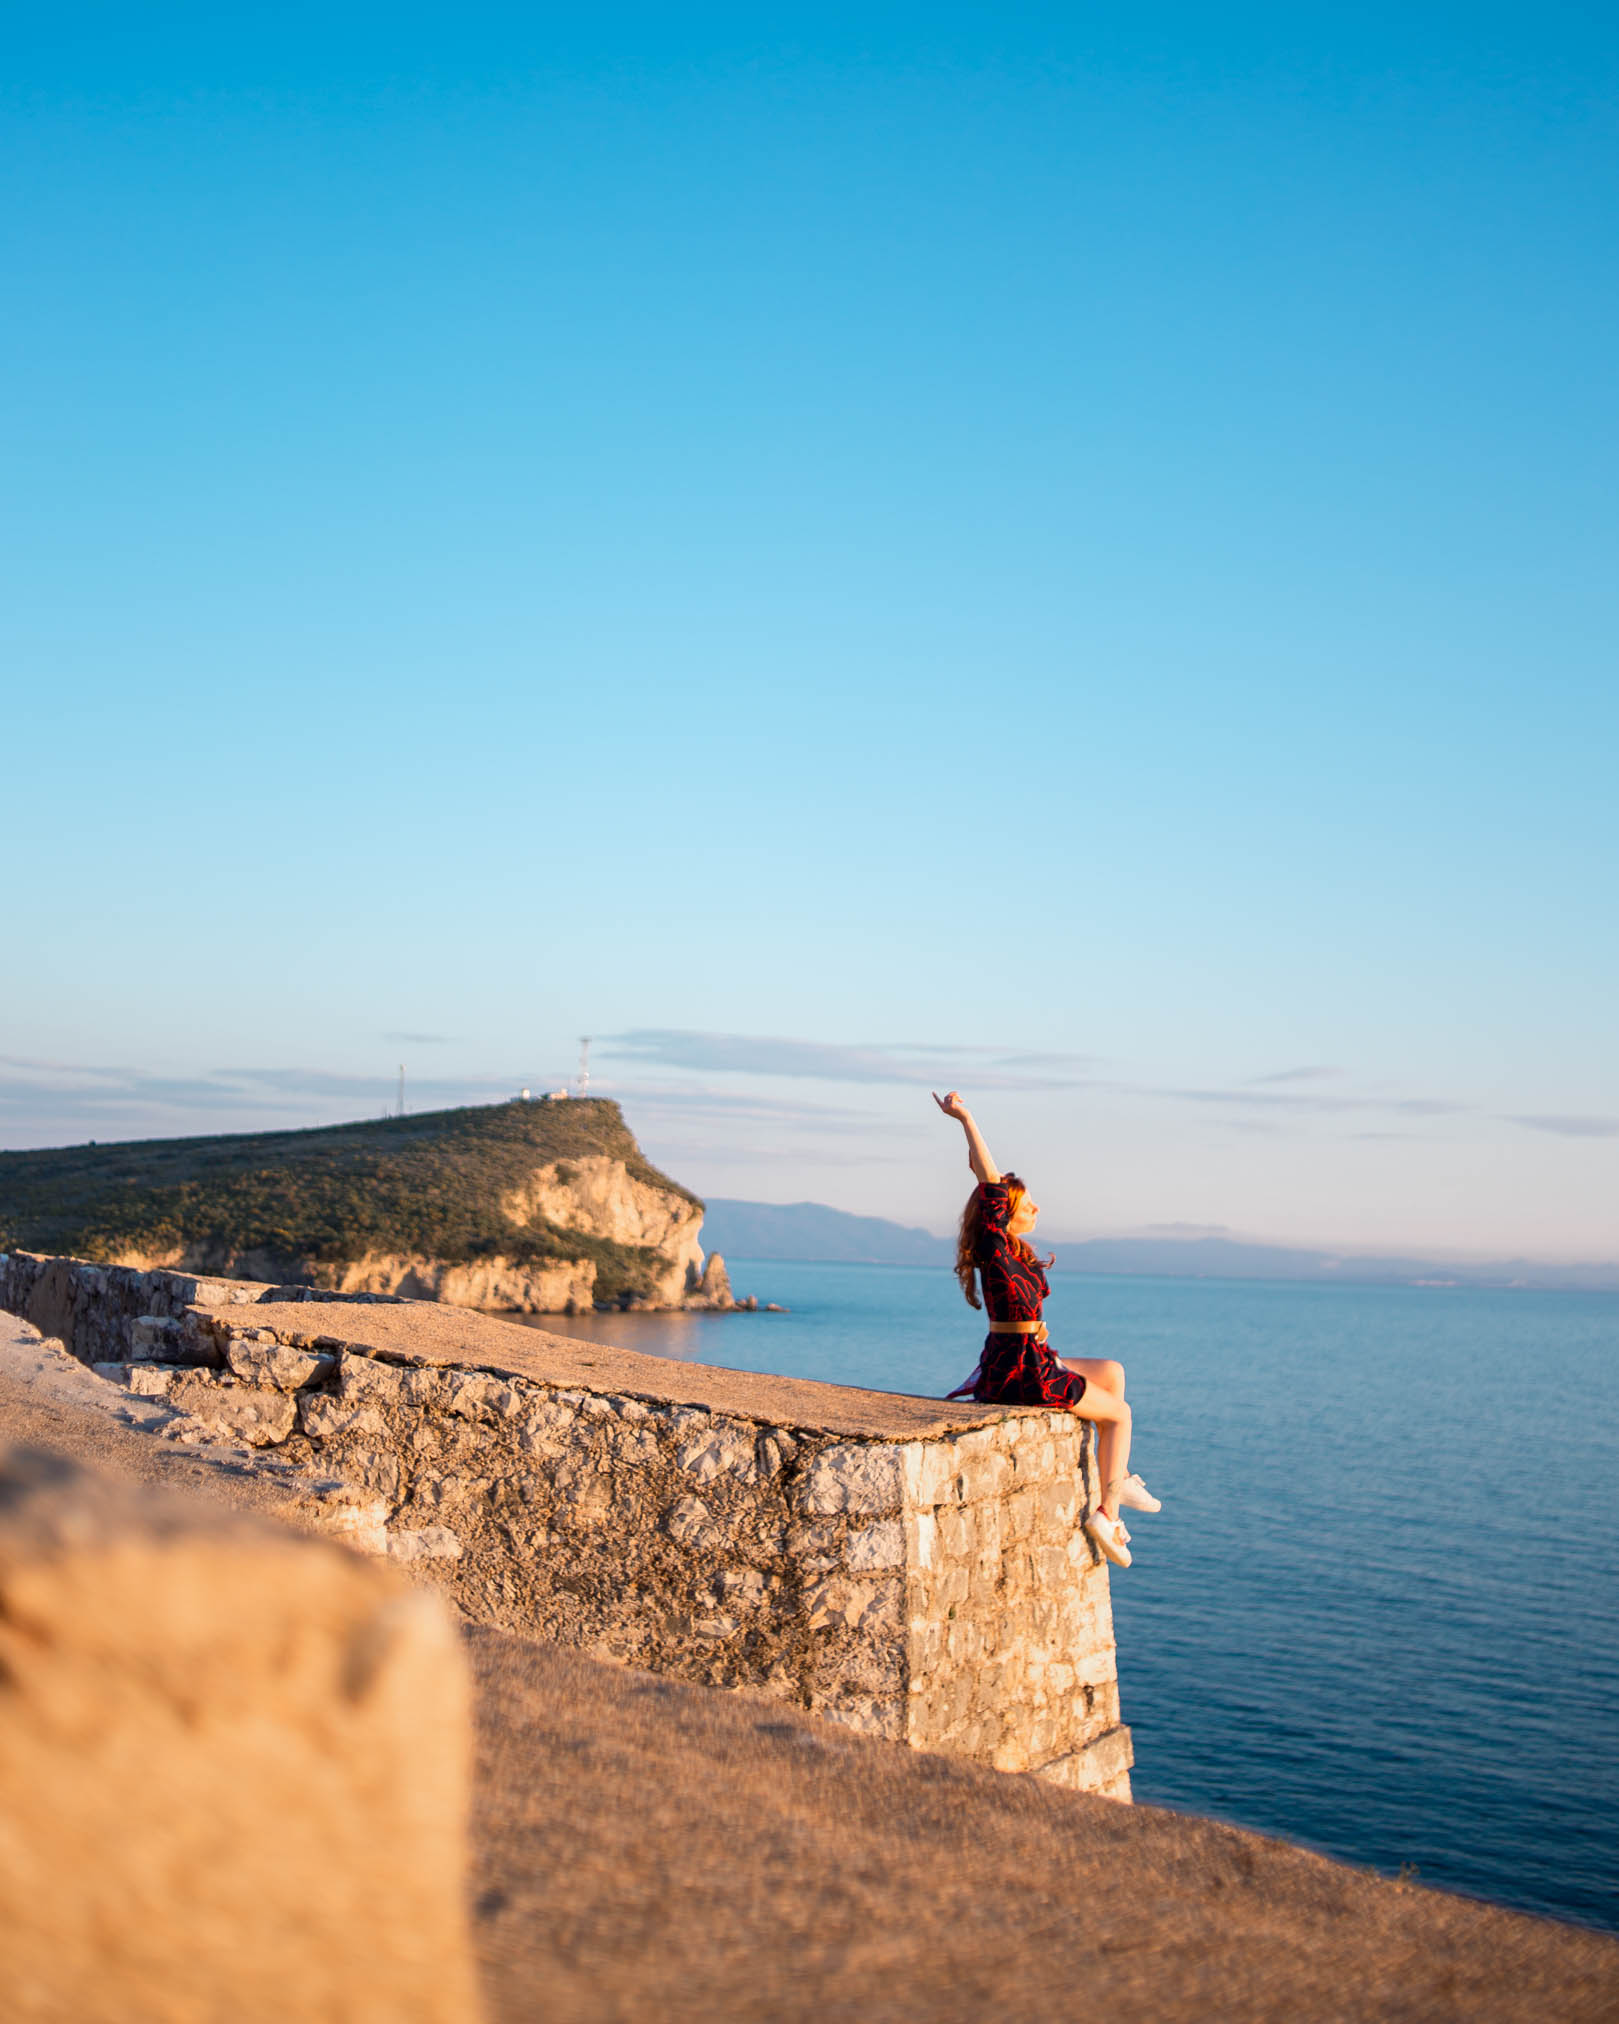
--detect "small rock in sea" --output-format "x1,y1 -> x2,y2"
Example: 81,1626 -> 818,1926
695,1253 -> 733,1307
765,1303 -> 788,1313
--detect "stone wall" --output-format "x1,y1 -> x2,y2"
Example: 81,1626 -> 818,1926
0,1248 -> 401,1367
0,1250 -> 1132,1799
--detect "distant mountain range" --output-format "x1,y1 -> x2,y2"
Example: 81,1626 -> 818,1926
702,1200 -> 949,1267
699,1199 -> 1619,1293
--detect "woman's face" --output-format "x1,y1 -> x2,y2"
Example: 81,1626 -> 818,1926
1007,1191 -> 1040,1238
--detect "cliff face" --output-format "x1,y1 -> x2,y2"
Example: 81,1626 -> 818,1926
0,1099 -> 712,1313
499,1154 -> 705,1301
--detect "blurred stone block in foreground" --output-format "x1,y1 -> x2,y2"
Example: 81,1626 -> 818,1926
0,1444 -> 482,2024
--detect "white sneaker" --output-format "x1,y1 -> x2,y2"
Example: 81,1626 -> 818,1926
1084,1509 -> 1133,1568
1115,1474 -> 1162,1514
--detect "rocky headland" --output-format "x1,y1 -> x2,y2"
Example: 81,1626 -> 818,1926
0,1097 -> 733,1314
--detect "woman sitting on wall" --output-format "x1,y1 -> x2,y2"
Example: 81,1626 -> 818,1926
933,1090 -> 1160,1569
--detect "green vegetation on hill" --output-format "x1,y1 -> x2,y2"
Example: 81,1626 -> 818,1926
0,1099 -> 702,1301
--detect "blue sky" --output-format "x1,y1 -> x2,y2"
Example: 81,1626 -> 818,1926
4,5 -> 1616,1258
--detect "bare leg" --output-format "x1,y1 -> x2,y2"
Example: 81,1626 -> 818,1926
1060,1358 -> 1131,1520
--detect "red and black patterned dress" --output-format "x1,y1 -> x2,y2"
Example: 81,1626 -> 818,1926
948,1181 -> 1088,1409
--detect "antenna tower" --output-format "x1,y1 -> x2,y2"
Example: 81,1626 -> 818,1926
577,1037 -> 591,1099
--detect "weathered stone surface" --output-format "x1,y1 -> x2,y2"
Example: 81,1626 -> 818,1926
803,1574 -> 904,1633
391,1524 -> 465,1563
663,1494 -> 718,1547
0,1443 -> 480,2023
676,1422 -> 758,1483
298,1391 -> 385,1441
127,1362 -> 184,1397
129,1314 -> 186,1360
275,1479 -> 393,1557
796,1442 -> 904,1516
445,1370 -> 523,1420
1036,1723 -> 1137,1796
166,1371 -> 298,1446
224,1332 -> 335,1391
844,1519 -> 905,1571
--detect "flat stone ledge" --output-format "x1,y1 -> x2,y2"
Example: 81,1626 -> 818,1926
203,1295 -> 1022,1441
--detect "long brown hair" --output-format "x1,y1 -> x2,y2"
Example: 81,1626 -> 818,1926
954,1172 -> 1040,1309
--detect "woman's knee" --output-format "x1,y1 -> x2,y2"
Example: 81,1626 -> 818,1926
1078,1385 -> 1130,1427
1097,1359 -> 1126,1397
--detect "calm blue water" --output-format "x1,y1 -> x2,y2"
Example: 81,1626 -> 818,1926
526,1263 -> 1619,1933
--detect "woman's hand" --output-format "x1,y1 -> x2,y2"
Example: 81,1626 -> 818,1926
932,1091 -> 1000,1184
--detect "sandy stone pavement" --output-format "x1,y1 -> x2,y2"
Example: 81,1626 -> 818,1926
465,1623 -> 1619,2024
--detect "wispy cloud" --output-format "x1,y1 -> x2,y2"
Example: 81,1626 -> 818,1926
600,1029 -> 1097,1091
602,1083 -> 876,1129
1508,1113 -> 1619,1140
594,1031 -> 1487,1130
1153,1083 -> 1470,1119
0,1055 -> 531,1146
384,1031 -> 452,1046
0,1056 -> 267,1118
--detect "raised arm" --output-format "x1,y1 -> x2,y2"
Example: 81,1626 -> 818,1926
931,1091 -> 1001,1186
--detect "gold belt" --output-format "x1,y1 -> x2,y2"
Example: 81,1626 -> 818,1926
988,1321 -> 1047,1337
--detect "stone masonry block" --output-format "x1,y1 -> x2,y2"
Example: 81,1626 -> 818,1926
398,1366 -> 448,1406
803,1574 -> 905,1634
298,1392 -> 385,1441
166,1372 -> 297,1447
519,1395 -> 579,1452
901,1439 -> 962,1508
809,1693 -> 905,1742
128,1315 -> 186,1360
225,1336 -> 334,1392
936,1504 -> 973,1558
607,1422 -> 663,1467
127,1364 -> 183,1397
663,1494 -> 718,1549
844,1519 -> 904,1572
675,1423 -> 758,1484
956,1449 -> 1013,1503
339,1353 -> 412,1402
445,1371 -> 522,1420
796,1442 -> 903,1516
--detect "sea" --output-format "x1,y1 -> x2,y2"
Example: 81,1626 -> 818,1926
523,1263 -> 1619,1936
